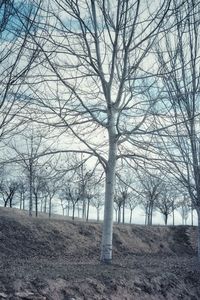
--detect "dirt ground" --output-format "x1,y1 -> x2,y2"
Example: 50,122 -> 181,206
0,207 -> 200,300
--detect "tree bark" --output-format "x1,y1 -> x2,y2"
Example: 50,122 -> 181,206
77,205 -> 79,218
20,194 -> 22,210
35,194 -> 38,217
100,136 -> 117,264
68,200 -> 70,216
130,209 -> 133,224
44,195 -> 47,213
197,208 -> 200,262
82,197 -> 86,219
118,206 -> 121,224
40,198 -> 43,212
147,202 -> 152,225
164,214 -> 168,225
60,200 -> 64,216
86,198 -> 90,221
72,204 -> 75,220
191,208 -> 194,226
29,162 -> 33,217
150,202 -> 153,225
147,205 -> 151,225
115,209 -> 118,222
122,202 -> 125,224
145,206 -> 148,225
22,195 -> 25,210
49,198 -> 52,218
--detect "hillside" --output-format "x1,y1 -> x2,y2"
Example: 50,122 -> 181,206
0,207 -> 199,300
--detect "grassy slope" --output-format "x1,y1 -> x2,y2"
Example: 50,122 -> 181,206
0,207 -> 199,300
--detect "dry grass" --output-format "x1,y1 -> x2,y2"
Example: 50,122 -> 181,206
0,207 -> 199,300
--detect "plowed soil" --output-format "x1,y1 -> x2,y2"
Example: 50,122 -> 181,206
0,208 -> 199,300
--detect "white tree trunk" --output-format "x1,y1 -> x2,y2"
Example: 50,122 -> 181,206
130,209 -> 133,224
97,208 -> 99,222
118,206 -> 121,224
22,195 -> 25,210
82,197 -> 86,220
191,208 -> 194,226
197,208 -> 200,262
29,164 -> 33,217
100,134 -> 117,264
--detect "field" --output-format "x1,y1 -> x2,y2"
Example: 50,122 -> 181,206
0,208 -> 199,300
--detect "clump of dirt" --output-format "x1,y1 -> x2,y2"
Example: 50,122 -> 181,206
0,207 -> 199,300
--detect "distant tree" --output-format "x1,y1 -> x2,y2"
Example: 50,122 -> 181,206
46,179 -> 61,219
0,179 -> 18,208
64,183 -> 80,220
127,193 -> 139,224
85,170 -> 103,222
190,200 -> 195,227
76,162 -> 94,220
59,196 -> 67,217
64,154 -> 99,221
91,196 -> 104,222
114,192 -> 124,224
155,184 -> 178,225
178,195 -> 191,225
114,173 -> 133,224
18,179 -> 27,210
86,192 -> 93,222
33,159 -> 65,218
137,169 -> 163,225
59,189 -> 71,217
116,178 -> 130,224
32,174 -> 46,217
8,127 -> 56,216
113,201 -> 119,223
40,190 -> 48,214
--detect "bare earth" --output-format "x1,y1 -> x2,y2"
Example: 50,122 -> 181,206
0,208 -> 199,300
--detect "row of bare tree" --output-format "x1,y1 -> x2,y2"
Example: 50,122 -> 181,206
1,0 -> 200,263
0,144 -> 194,226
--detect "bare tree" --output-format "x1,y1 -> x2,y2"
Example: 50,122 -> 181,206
0,179 -> 18,208
8,127 -> 56,216
91,196 -> 104,222
59,197 -> 67,217
114,192 -> 124,224
127,193 -> 139,224
32,174 -> 46,217
64,183 -> 80,220
28,0 -> 175,263
76,161 -> 94,221
190,200 -> 195,227
45,177 -> 61,219
18,179 -> 27,210
155,183 -> 178,225
155,0 -> 200,259
178,195 -> 191,226
85,170 -> 103,222
116,177 -> 130,224
137,169 -> 163,225
59,189 -> 71,217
